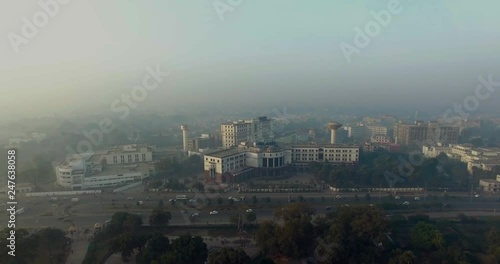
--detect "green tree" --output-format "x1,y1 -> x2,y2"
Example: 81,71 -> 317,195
149,209 -> 172,227
411,222 -> 445,250
246,211 -> 257,223
138,232 -> 170,263
160,234 -> 207,264
208,248 -> 250,264
325,206 -> 388,263
388,249 -> 417,264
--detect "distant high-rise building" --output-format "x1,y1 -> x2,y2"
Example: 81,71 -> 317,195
345,124 -> 368,141
221,116 -> 273,148
393,121 -> 459,147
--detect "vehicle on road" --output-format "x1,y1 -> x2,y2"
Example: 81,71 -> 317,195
336,195 -> 342,199
475,194 -> 480,198
169,199 -> 175,202
246,209 -> 253,213
138,201 -> 144,205
403,201 -> 410,205
127,197 -> 134,200
233,198 -> 240,202
176,195 -> 187,200
414,197 -> 421,201
325,206 -> 331,210
210,211 -> 218,215
15,207 -> 25,215
395,196 -> 401,200
228,197 -> 233,200
192,213 -> 199,217
71,198 -> 79,203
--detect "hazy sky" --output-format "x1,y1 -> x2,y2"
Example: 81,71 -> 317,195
1,0 -> 500,121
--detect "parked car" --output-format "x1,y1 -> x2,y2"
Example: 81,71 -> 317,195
191,213 -> 199,217
246,209 -> 253,213
475,194 -> 480,198
325,206 -> 332,210
414,197 -> 421,201
403,201 -> 410,205
210,211 -> 218,215
395,196 -> 401,200
127,197 -> 134,200
336,195 -> 342,199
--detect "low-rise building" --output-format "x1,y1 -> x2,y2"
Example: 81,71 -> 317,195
479,175 -> 500,192
55,145 -> 156,190
203,142 -> 359,183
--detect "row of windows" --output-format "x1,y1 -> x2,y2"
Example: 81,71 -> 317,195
112,154 -> 147,164
293,149 -> 358,153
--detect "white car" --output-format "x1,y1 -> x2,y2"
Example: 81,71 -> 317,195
168,199 -> 175,202
475,194 -> 480,198
228,197 -> 233,200
233,198 -> 240,202
191,213 -> 199,217
127,197 -> 134,200
403,201 -> 410,205
414,197 -> 421,201
246,209 -> 253,213
210,211 -> 218,215
395,196 -> 401,200
336,195 -> 342,199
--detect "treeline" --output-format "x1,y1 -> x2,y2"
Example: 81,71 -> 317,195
311,150 -> 472,189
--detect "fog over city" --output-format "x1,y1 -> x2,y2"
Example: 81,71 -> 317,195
1,1 -> 500,122
1,1 -> 500,264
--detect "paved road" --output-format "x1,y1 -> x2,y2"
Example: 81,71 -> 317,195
3,190 -> 500,231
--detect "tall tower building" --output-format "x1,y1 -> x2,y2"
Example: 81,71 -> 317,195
327,121 -> 343,144
180,125 -> 188,152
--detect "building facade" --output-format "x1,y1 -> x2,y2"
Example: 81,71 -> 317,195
394,121 -> 459,147
221,116 -> 273,148
104,144 -> 153,165
203,142 -> 359,183
56,145 -> 156,190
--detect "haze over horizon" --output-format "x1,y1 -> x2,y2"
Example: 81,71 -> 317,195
1,0 -> 500,121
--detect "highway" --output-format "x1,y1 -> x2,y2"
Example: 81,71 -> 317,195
2,188 -> 500,232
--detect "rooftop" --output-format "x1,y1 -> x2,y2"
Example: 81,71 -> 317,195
205,148 -> 244,158
89,163 -> 154,177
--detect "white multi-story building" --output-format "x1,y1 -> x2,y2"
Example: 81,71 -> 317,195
221,116 -> 273,148
422,143 -> 451,158
203,142 -> 359,183
104,144 -> 153,165
56,145 -> 156,190
366,125 -> 388,137
346,124 -> 368,140
423,143 -> 500,174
